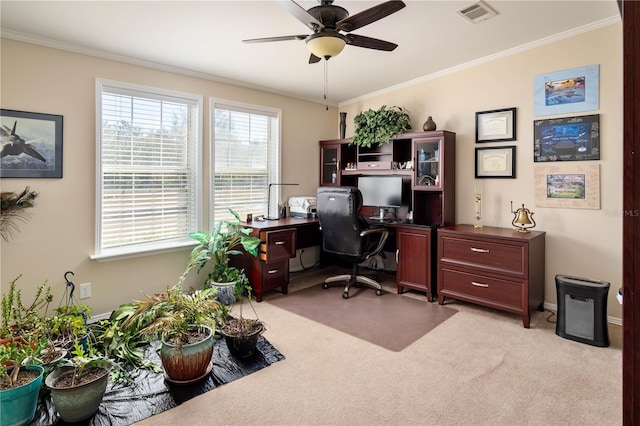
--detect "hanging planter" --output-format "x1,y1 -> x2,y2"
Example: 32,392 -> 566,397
220,319 -> 264,359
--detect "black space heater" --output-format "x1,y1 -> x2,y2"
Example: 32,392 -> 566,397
555,274 -> 610,347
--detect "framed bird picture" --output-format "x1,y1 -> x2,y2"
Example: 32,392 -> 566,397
1,109 -> 63,178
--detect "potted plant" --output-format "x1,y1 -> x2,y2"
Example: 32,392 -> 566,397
350,105 -> 411,148
219,286 -> 265,360
0,340 -> 44,426
182,208 -> 260,305
120,284 -> 225,384
45,341 -> 112,423
44,303 -> 91,349
1,275 -> 52,346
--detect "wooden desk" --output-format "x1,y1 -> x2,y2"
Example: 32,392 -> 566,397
232,217 -> 321,302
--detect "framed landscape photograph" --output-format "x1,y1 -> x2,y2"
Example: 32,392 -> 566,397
475,107 -> 516,143
533,114 -> 600,162
534,64 -> 599,116
535,163 -> 600,209
0,109 -> 63,178
475,146 -> 516,178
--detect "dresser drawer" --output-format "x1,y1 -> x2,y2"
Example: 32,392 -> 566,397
260,228 -> 296,262
440,267 -> 524,312
439,234 -> 527,277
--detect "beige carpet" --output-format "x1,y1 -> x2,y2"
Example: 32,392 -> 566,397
135,265 -> 623,426
267,282 -> 457,351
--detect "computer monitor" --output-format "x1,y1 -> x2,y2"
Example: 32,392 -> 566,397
358,176 -> 402,219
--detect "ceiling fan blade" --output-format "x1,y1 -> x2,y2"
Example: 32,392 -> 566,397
278,0 -> 324,31
243,35 -> 308,43
337,0 -> 406,33
309,53 -> 321,64
345,33 -> 398,51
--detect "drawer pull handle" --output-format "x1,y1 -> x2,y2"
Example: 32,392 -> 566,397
470,247 -> 489,253
471,281 -> 489,288
268,269 -> 279,274
275,241 -> 286,245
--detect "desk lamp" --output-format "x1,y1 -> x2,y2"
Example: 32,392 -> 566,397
266,183 -> 299,220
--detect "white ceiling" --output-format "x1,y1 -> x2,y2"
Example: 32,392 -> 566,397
0,1 -> 620,106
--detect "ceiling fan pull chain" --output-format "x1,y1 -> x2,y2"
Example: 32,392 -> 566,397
324,59 -> 329,111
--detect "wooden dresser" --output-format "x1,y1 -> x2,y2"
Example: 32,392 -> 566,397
437,224 -> 545,328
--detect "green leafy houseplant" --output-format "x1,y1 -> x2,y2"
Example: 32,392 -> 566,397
182,208 -> 260,297
0,341 -> 44,426
118,285 -> 224,383
1,275 -> 52,340
44,304 -> 91,348
119,284 -> 224,346
0,340 -> 39,389
350,105 -> 411,148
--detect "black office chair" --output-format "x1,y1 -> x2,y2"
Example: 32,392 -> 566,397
316,186 -> 389,299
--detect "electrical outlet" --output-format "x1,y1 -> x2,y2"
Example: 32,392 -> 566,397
79,282 -> 92,299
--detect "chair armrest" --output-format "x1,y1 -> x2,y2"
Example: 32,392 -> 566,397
360,227 -> 389,258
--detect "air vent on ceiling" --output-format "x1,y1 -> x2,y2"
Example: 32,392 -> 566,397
457,1 -> 498,24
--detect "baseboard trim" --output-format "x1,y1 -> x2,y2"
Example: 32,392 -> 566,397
88,311 -> 112,324
543,302 -> 622,326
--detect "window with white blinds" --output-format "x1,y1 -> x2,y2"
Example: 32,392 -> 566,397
211,100 -> 280,225
94,79 -> 202,258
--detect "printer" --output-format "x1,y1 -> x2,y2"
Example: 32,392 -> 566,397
288,196 -> 317,218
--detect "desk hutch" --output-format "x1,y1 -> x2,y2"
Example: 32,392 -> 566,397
319,131 -> 456,301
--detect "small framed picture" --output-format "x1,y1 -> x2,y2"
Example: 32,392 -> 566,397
475,107 -> 516,143
475,146 -> 516,178
1,109 -> 63,178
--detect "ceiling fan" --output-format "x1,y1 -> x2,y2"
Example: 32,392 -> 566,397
243,0 -> 406,63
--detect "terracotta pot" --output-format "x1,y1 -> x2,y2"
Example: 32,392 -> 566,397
160,325 -> 214,383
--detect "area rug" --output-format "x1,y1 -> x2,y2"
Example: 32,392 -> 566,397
267,284 -> 457,352
33,336 -> 284,426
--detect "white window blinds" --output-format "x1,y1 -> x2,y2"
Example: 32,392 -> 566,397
95,80 -> 202,258
211,101 -> 280,225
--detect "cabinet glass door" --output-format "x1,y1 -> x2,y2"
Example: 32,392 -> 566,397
321,146 -> 339,185
415,139 -> 441,189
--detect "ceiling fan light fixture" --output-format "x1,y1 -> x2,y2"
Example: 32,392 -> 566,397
306,33 -> 346,59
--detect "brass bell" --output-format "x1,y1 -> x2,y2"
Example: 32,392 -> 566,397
511,201 -> 536,233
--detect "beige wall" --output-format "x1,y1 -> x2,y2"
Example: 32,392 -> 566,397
0,39 -> 336,315
1,21 -> 623,321
340,22 -> 623,320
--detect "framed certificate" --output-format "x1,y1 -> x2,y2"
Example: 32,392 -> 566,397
475,146 -> 516,178
475,107 -> 516,143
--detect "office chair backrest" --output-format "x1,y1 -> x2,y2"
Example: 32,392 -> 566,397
316,186 -> 368,257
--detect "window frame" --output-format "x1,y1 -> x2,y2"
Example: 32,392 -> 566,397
209,98 -> 282,229
92,78 -> 203,261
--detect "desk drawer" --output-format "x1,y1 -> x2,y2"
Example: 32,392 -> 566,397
439,235 -> 527,277
440,268 -> 523,311
261,259 -> 289,291
260,228 -> 296,262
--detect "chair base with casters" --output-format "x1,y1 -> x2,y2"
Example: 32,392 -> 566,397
316,185 -> 390,300
323,261 -> 384,299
